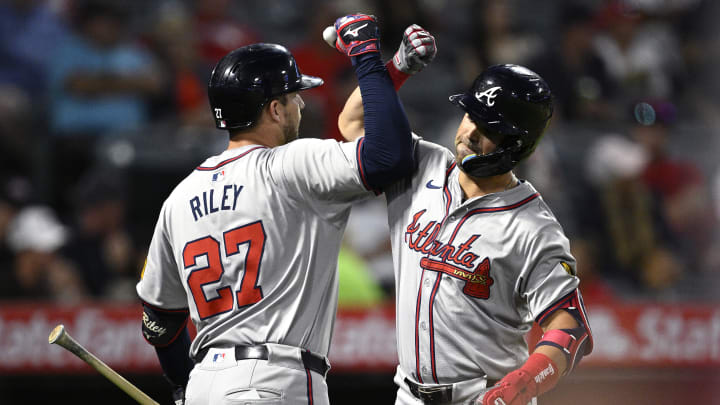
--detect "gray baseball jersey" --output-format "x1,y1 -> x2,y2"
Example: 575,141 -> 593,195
136,138 -> 372,359
385,136 -> 581,386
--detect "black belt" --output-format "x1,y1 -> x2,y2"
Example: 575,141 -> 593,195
404,377 -> 499,405
405,378 -> 453,404
195,345 -> 330,378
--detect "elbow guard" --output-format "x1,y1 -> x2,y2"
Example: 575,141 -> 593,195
535,290 -> 594,373
535,326 -> 590,374
142,302 -> 190,347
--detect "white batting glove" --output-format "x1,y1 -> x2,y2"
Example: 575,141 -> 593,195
391,24 -> 437,75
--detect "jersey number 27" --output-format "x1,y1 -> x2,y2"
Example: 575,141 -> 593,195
183,221 -> 266,320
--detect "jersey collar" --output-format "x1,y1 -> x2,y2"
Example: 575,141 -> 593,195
196,145 -> 268,171
448,169 -> 540,210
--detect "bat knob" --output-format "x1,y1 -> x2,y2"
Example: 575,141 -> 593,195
49,324 -> 66,344
323,26 -> 337,48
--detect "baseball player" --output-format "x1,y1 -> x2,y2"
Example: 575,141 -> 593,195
336,27 -> 594,405
136,15 -> 417,405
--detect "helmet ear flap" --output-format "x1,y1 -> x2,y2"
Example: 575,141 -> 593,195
460,147 -> 517,178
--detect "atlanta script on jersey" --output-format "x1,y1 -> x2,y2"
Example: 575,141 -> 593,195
384,135 -> 587,386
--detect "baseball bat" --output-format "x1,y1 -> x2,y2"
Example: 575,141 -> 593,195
49,324 -> 160,405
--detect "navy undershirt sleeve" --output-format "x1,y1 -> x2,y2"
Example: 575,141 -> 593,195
155,327 -> 193,388
352,52 -> 414,189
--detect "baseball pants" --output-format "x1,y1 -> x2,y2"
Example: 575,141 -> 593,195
185,344 -> 329,405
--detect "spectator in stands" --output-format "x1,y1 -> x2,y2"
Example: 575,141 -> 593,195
147,1 -> 213,128
47,0 -> 162,136
62,169 -> 140,301
0,85 -> 36,178
529,3 -> 615,122
0,177 -> 32,299
46,0 -> 162,211
0,0 -> 67,181
291,3 -> 352,140
585,133 -> 683,294
592,1 -> 685,107
631,101 -> 717,274
5,205 -> 86,301
193,0 -> 259,70
449,0 -> 544,89
0,0 -> 67,98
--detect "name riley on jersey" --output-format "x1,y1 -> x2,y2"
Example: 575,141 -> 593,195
189,184 -> 244,221
404,209 -> 494,299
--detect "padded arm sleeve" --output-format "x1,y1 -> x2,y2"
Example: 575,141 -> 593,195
142,303 -> 193,389
352,52 -> 414,190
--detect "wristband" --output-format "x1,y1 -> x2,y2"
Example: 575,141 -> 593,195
385,60 -> 410,90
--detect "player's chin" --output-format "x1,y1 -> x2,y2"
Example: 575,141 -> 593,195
456,143 -> 476,161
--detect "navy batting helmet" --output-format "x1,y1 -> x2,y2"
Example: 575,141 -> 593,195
208,43 -> 323,130
449,64 -> 553,177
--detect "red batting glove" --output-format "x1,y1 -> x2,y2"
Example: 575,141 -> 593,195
480,353 -> 560,405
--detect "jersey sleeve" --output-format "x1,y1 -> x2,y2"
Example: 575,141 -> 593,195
267,138 -> 375,205
517,219 -> 579,322
383,134 -> 454,200
136,202 -> 188,309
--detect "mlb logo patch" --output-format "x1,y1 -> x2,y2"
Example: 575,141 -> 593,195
213,353 -> 226,363
212,170 -> 225,182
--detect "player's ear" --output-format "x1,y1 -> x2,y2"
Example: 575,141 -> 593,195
267,98 -> 284,123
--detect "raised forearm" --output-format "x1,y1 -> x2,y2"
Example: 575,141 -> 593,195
338,86 -> 364,141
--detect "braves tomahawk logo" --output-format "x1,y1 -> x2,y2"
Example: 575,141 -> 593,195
405,210 -> 494,299
475,86 -> 502,106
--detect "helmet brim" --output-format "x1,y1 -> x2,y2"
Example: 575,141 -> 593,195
448,93 -> 523,137
298,75 -> 324,91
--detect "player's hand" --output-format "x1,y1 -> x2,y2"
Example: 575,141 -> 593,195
328,14 -> 380,57
391,24 -> 437,75
477,369 -> 535,405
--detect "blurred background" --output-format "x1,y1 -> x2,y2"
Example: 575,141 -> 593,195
0,0 -> 719,403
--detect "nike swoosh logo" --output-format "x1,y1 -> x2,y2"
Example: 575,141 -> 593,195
426,180 -> 442,189
346,23 -> 368,38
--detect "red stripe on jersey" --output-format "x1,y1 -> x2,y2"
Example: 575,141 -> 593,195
428,273 -> 442,384
196,146 -> 267,171
414,268 -> 426,384
306,368 -> 313,405
447,193 -> 540,245
536,290 -> 576,325
445,162 -> 456,177
442,163 -> 456,217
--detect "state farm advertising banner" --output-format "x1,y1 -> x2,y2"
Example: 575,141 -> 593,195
0,301 -> 718,374
582,303 -> 720,367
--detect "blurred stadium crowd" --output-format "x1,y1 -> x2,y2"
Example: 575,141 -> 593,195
1,0 -> 719,305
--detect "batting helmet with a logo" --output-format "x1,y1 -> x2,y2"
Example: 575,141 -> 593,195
449,64 -> 553,177
208,43 -> 323,131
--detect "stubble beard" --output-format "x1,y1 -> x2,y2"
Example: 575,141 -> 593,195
283,122 -> 299,144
